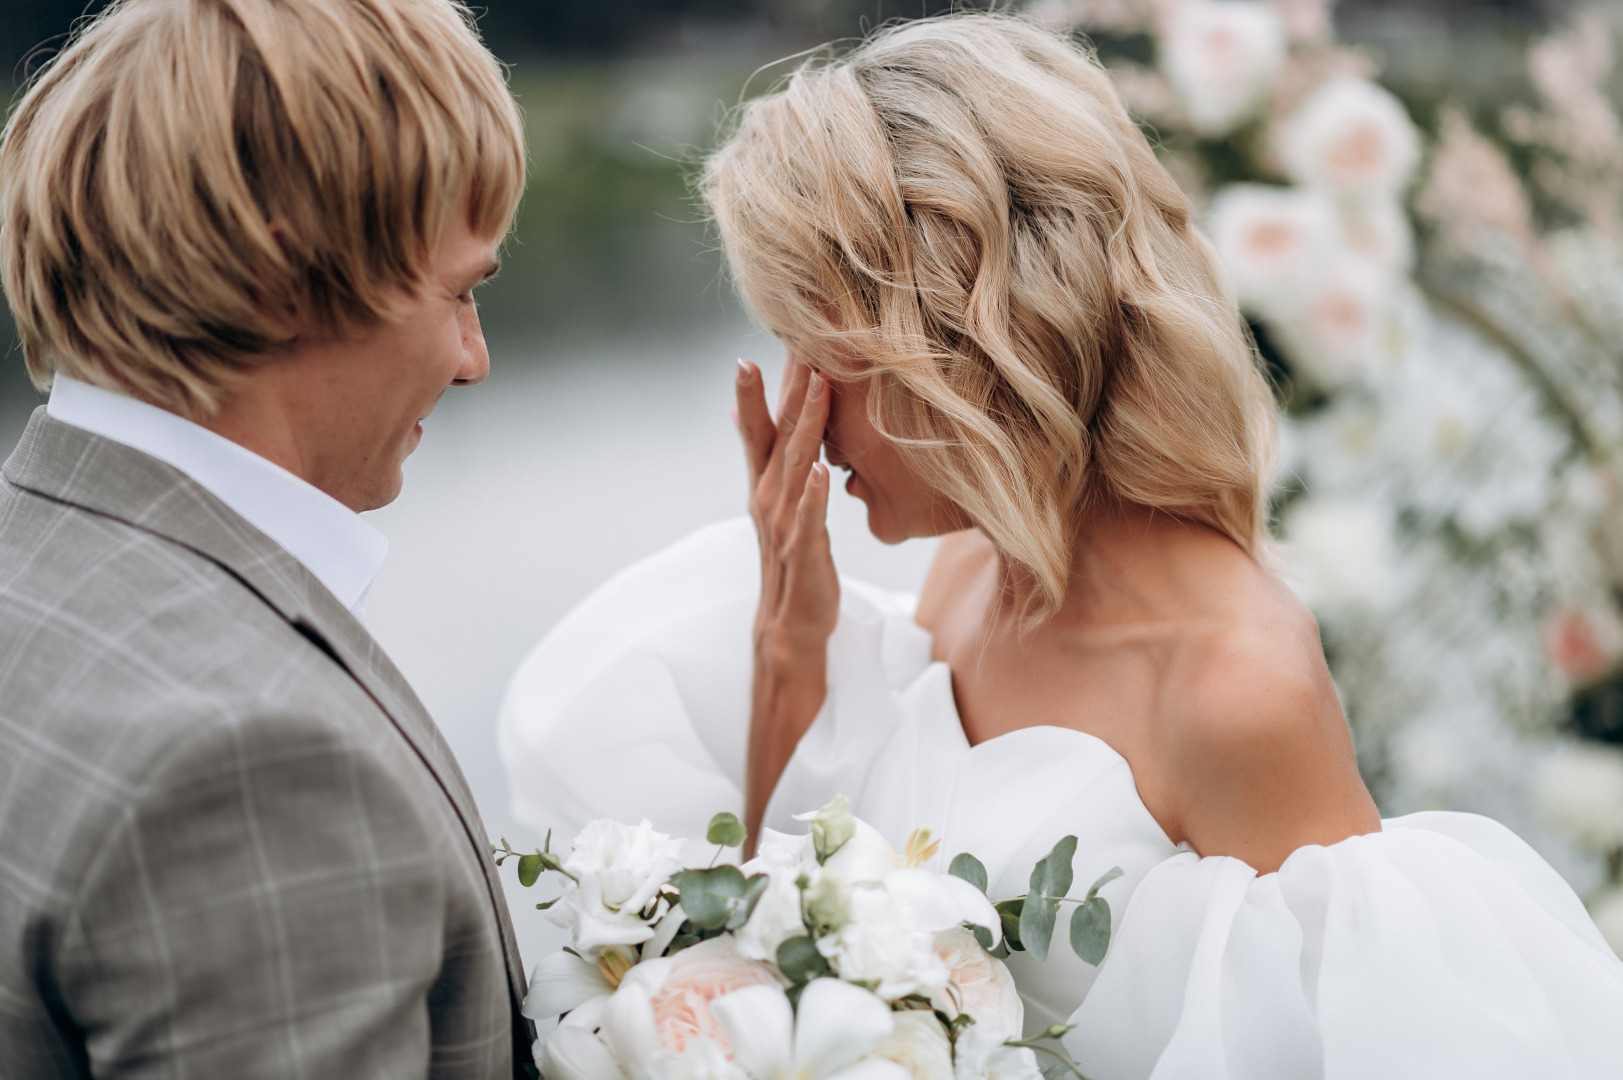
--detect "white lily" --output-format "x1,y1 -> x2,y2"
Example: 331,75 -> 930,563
710,980 -> 911,1080
539,1019 -> 630,1080
526,950 -> 615,1020
881,868 -> 1000,945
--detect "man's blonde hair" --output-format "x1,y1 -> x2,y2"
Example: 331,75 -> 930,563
1,0 -> 525,416
704,13 -> 1278,617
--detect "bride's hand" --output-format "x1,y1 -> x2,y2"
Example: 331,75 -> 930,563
734,357 -> 838,851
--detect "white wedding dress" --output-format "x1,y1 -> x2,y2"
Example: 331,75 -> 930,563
499,518 -> 1623,1079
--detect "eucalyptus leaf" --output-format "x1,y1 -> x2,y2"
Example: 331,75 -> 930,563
707,812 -> 747,849
1070,897 -> 1111,965
727,873 -> 771,931
1020,893 -> 1059,961
673,866 -> 769,932
995,898 -> 1025,952
948,852 -> 988,894
776,935 -> 831,984
971,924 -> 994,951
535,897 -> 560,911
1085,866 -> 1124,902
1030,835 -> 1078,901
517,853 -> 543,888
673,866 -> 745,930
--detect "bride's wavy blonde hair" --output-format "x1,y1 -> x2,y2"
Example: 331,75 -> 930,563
704,13 -> 1278,617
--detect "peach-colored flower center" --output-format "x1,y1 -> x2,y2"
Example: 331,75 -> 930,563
1329,124 -> 1385,180
648,951 -> 779,1054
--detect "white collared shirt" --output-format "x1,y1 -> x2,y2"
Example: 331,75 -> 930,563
47,376 -> 389,624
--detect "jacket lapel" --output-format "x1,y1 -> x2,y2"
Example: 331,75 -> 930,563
3,409 -> 529,1004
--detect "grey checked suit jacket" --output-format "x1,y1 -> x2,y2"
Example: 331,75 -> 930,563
0,409 -> 535,1079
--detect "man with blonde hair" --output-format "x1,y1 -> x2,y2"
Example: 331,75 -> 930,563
0,0 -> 534,1076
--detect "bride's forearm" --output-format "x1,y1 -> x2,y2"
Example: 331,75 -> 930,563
744,639 -> 827,855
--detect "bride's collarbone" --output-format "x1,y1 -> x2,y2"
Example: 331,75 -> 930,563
939,608 -> 1357,859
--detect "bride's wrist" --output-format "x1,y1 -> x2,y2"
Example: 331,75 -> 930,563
753,632 -> 828,687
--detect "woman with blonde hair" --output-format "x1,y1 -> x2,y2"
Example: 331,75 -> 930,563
503,13 -> 1623,1074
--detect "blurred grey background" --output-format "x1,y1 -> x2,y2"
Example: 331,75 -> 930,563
0,0 -> 1588,966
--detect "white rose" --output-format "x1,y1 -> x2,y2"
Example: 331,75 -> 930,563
1272,256 -> 1389,388
952,1025 -> 1043,1080
1206,184 -> 1342,321
548,819 -> 686,954
817,885 -> 949,1001
735,869 -> 805,963
869,1012 -> 955,1080
928,930 -> 1023,1042
1281,497 -> 1397,615
1277,77 -> 1420,199
1532,742 -> 1623,853
1160,1 -> 1286,137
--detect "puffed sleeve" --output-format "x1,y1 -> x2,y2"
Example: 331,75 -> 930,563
498,519 -> 761,848
1064,811 -> 1623,1079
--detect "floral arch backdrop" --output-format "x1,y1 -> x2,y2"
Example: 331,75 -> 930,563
1019,0 -> 1623,948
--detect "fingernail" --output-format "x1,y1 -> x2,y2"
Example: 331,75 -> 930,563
808,372 -> 826,400
736,358 -> 751,382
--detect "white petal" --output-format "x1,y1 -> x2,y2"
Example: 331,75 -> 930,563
711,985 -> 794,1079
826,1061 -> 912,1080
791,979 -> 895,1078
600,982 -> 665,1080
526,951 -> 614,1019
641,902 -> 687,961
884,869 -> 1001,942
821,821 -> 900,884
539,1025 -> 630,1080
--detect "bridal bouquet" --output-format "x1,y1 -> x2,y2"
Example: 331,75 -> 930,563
496,796 -> 1121,1080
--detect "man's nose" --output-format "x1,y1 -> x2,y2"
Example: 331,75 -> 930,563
454,306 -> 490,386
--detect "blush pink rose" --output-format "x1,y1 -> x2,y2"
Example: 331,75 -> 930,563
647,938 -> 781,1053
1544,606 -> 1623,685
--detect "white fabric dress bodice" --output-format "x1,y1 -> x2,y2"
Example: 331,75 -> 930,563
500,518 -> 1623,1078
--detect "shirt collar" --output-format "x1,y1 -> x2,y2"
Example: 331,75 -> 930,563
46,376 -> 389,624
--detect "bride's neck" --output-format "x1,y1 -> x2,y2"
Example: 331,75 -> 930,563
988,500 -> 1215,630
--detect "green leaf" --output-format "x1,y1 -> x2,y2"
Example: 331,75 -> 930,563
727,873 -> 771,931
535,896 -> 561,911
776,935 -> 831,984
673,866 -> 768,932
1043,1065 -> 1072,1080
995,897 -> 1025,952
1069,897 -> 1112,965
1019,836 -> 1078,962
1030,835 -> 1078,901
1084,866 -> 1123,902
517,853 -> 543,888
971,924 -> 994,951
1020,893 -> 1059,961
948,852 -> 989,894
707,812 -> 747,849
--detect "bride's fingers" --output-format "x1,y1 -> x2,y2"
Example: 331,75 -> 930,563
735,360 -> 774,488
783,463 -> 838,624
773,371 -> 829,534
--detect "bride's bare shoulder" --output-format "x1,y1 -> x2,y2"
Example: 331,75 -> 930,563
1160,551 -> 1380,871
